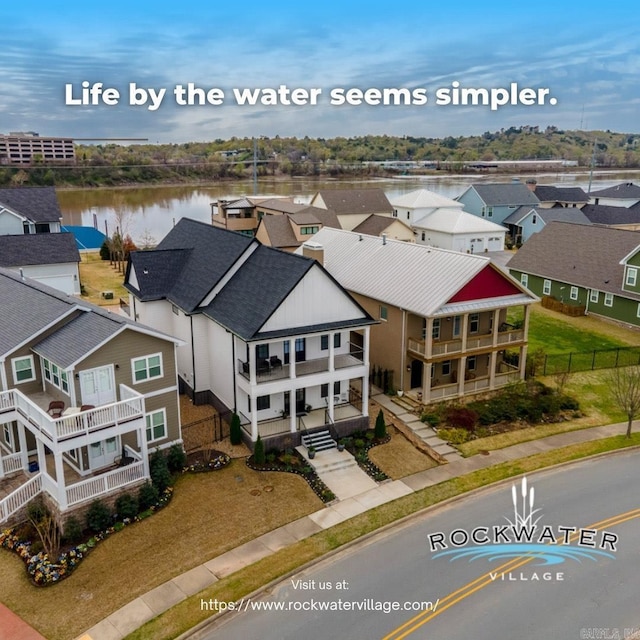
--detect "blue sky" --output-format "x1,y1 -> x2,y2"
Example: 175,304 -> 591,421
1,1 -> 639,142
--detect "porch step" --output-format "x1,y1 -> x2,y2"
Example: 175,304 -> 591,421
301,429 -> 337,452
391,394 -> 421,413
296,447 -> 359,473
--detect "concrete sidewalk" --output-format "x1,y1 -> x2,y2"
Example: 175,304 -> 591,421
76,419 -> 630,640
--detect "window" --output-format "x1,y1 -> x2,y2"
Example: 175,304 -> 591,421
379,305 -> 388,321
334,381 -> 341,396
146,409 -> 166,442
421,232 -> 426,242
469,313 -> 479,334
256,344 -> 269,360
532,214 -> 537,224
570,286 -> 579,301
256,395 -> 270,411
300,226 -> 319,235
604,293 -> 614,307
626,267 -> 638,287
543,279 -> 551,295
132,353 -> 163,383
320,334 -> 341,350
520,273 -> 528,287
406,212 -> 410,220
467,356 -> 477,371
12,355 -> 35,384
590,289 -> 599,303
431,318 -> 440,340
393,209 -> 398,218
3,424 -> 13,448
321,383 -> 329,398
442,360 -> 451,376
487,206 -> 493,218
453,316 -> 461,338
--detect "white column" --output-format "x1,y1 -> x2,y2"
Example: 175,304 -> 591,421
17,422 -> 29,471
250,396 -> 258,441
328,332 -> 335,372
461,314 -> 469,351
249,345 -> 257,386
361,376 -> 369,417
139,427 -> 150,478
328,389 -> 335,422
489,351 -> 498,389
458,356 -> 467,396
492,309 -> 501,347
422,362 -> 432,404
523,304 -> 531,339
289,340 -> 296,379
54,451 -> 67,509
425,318 -> 433,359
289,392 -> 296,433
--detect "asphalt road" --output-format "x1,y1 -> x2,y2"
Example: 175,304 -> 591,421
195,451 -> 640,640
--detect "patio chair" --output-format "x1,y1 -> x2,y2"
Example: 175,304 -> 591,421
80,404 -> 95,412
47,400 -> 65,419
269,356 -> 282,370
257,359 -> 270,374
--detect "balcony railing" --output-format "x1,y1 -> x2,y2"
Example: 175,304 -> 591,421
237,348 -> 365,383
0,473 -> 42,523
408,329 -> 525,358
0,386 -> 144,443
66,461 -> 146,507
0,452 -> 23,477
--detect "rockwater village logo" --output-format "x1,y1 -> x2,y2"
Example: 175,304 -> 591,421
427,477 -> 619,582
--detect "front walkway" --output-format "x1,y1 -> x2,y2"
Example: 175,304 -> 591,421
74,420 -> 631,640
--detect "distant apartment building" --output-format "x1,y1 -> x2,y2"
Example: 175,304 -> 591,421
0,132 -> 75,165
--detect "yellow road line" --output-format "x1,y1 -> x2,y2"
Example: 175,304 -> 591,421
382,507 -> 640,640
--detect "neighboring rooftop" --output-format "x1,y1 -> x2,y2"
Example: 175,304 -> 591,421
529,184 -> 589,204
412,208 -> 507,233
589,182 -> 640,199
0,186 -> 63,223
506,222 -> 640,300
390,188 -> 463,210
353,214 -> 409,236
313,188 -> 394,215
502,205 -> 592,226
581,204 -> 640,226
463,183 -> 540,206
0,232 -> 80,267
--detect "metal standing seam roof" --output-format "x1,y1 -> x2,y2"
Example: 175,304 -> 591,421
390,188 -> 463,210
305,227 -> 494,317
412,208 -> 507,234
0,186 -> 63,224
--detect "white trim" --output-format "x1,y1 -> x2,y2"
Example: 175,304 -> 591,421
520,273 -> 528,288
543,279 -> 551,296
146,407 -> 167,443
131,352 -> 164,384
11,355 -> 36,385
570,286 -> 579,301
590,289 -> 599,303
604,292 -> 614,307
626,267 -> 638,287
141,385 -> 178,399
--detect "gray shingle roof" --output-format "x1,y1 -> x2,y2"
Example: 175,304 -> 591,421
506,222 -> 640,300
32,311 -> 123,369
256,199 -> 307,214
126,248 -> 192,301
502,205 -> 538,225
469,183 -> 540,206
537,208 -> 592,225
582,204 -> 640,226
314,188 -> 393,215
532,185 -> 589,203
0,186 -> 63,224
128,218 -> 254,312
0,232 -> 80,267
589,182 -> 640,199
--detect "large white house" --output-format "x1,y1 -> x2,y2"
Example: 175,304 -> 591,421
125,219 -> 375,448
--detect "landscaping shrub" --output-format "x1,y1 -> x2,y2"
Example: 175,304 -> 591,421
63,516 -> 83,544
253,435 -> 265,465
230,412 -> 242,445
445,406 -> 478,431
437,427 -> 472,444
374,409 -> 387,439
421,412 -> 440,428
86,500 -> 112,533
99,240 -> 111,260
166,443 -> 187,473
138,482 -> 160,511
115,493 -> 139,520
150,450 -> 172,492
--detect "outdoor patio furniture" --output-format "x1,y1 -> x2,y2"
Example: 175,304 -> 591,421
269,356 -> 282,369
47,400 -> 65,418
257,359 -> 270,374
80,404 -> 95,412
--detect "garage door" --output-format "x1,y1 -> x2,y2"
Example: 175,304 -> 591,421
488,236 -> 503,251
35,274 -> 75,295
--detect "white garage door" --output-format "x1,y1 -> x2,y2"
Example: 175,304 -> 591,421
488,236 -> 503,251
35,274 -> 75,295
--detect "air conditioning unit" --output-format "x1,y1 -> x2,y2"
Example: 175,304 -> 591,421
101,291 -> 114,300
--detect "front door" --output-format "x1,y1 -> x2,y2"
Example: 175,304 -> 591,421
295,388 -> 306,414
79,365 -> 116,407
410,360 -> 423,389
89,436 -> 118,469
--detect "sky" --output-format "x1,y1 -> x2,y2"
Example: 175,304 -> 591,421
1,1 -> 639,143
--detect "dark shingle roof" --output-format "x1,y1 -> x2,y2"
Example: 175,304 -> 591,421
502,206 -> 538,225
532,185 -> 589,203
256,199 -> 307,214
0,232 -> 80,267
0,186 -> 63,223
128,218 -> 254,312
506,222 -> 640,300
589,182 -> 640,199
581,204 -> 640,226
127,248 -> 192,301
32,311 -> 123,369
537,208 -> 592,225
315,188 -> 393,215
353,214 -> 398,236
202,245 -> 314,340
469,183 -> 540,207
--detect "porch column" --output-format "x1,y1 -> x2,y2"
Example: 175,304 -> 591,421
328,392 -> 335,423
250,398 -> 259,442
17,422 -> 29,471
53,451 -> 68,510
492,309 -> 501,347
289,340 -> 296,379
361,375 -> 369,417
329,333 -> 335,372
461,314 -> 469,351
249,346 -> 257,386
489,351 -> 498,389
139,427 -> 150,479
458,356 -> 467,396
290,397 -> 296,433
35,439 -> 46,475
363,326 -> 370,368
519,344 -> 528,381
425,318 -> 433,359
422,362 -> 432,404
68,368 -> 77,406
522,304 -> 531,339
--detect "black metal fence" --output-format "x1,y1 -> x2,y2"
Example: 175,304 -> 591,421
181,414 -> 229,452
533,346 -> 640,376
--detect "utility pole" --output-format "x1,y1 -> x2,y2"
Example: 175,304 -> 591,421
588,138 -> 597,194
252,137 -> 258,196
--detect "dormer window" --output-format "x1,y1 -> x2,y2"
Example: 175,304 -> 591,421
626,267 -> 637,287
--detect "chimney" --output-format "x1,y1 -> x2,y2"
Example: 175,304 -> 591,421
302,241 -> 324,266
525,178 -> 537,192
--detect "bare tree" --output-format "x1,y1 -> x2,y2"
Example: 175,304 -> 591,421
606,365 -> 640,438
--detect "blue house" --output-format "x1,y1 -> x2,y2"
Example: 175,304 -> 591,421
456,182 -> 540,226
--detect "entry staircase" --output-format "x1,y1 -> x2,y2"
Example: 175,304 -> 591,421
301,429 -> 337,452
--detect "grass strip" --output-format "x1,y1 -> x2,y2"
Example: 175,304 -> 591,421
126,432 -> 640,640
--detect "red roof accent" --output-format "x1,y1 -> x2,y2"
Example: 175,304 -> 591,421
447,265 -> 521,303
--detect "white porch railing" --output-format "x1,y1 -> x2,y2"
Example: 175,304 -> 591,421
495,371 -> 522,385
2,387 -> 144,443
429,383 -> 459,400
464,377 -> 491,394
0,452 -> 23,477
497,330 -> 525,345
66,461 -> 146,507
0,473 -> 42,523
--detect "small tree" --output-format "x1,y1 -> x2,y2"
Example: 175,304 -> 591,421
27,498 -> 61,558
253,435 -> 265,465
138,482 -> 160,510
149,449 -> 172,492
115,493 -> 139,520
166,443 -> 187,473
374,409 -> 387,439
230,413 -> 242,445
606,365 -> 640,438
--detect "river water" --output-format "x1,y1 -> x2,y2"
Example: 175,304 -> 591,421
57,170 -> 640,244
